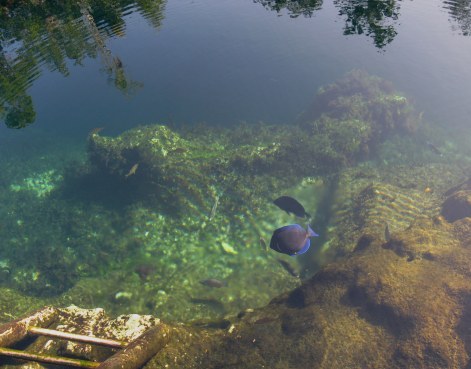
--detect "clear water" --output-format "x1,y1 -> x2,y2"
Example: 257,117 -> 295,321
1,0 -> 470,133
0,0 -> 470,325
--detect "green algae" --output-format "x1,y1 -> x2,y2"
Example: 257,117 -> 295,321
2,180 -> 470,369
9,169 -> 63,198
0,71 -> 436,323
84,72 -> 420,219
299,70 -> 420,138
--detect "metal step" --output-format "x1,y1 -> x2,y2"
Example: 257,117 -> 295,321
0,306 -> 169,369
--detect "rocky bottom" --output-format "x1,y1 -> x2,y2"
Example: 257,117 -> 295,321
1,178 -> 471,369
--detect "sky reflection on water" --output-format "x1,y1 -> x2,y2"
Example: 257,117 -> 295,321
0,0 -> 470,134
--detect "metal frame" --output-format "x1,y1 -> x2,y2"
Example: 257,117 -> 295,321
0,306 -> 170,369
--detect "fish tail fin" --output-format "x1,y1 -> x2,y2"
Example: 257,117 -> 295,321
307,225 -> 319,237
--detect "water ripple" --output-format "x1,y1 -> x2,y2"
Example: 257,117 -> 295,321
443,0 -> 471,35
0,1 -> 166,128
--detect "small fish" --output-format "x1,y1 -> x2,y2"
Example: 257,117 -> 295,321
134,264 -> 156,281
273,196 -> 311,219
253,316 -> 278,325
200,278 -> 227,288
189,298 -> 225,314
114,56 -> 123,69
384,222 -> 391,242
172,147 -> 187,154
190,318 -> 231,329
125,163 -> 139,178
259,237 -> 268,252
277,258 -> 300,278
208,195 -> 219,221
426,141 -> 442,156
269,224 -> 318,256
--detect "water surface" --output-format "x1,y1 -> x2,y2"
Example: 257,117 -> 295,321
1,0 -> 470,132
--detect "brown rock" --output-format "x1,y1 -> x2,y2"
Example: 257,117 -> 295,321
441,190 -> 471,222
4,216 -> 470,369
182,217 -> 471,369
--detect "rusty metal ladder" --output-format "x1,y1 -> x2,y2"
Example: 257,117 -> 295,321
0,307 -> 170,369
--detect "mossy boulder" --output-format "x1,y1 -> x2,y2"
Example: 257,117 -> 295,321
298,70 -> 421,143
84,71 -> 420,220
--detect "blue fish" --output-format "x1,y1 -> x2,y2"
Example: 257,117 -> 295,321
269,224 -> 318,256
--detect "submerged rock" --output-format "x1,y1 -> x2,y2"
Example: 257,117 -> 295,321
298,70 -> 421,139
2,178 -> 471,369
176,204 -> 471,369
441,190 -> 471,222
1,72 -> 457,350
81,71 -> 421,221
9,217 -> 467,369
149,181 -> 468,368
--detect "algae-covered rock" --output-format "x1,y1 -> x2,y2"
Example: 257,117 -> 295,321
2,176 -> 470,369
307,161 -> 458,263
84,71 -> 420,221
0,71 -> 436,327
298,70 -> 421,142
152,202 -> 471,369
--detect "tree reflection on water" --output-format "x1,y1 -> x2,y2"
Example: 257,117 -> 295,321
1,0 -> 469,129
334,0 -> 400,49
254,0 -> 401,48
444,0 -> 471,35
0,0 -> 165,129
257,0 -> 471,47
255,0 -> 323,17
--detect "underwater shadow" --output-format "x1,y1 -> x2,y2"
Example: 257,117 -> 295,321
300,174 -> 340,277
58,161 -> 183,217
456,293 -> 471,368
341,283 -> 415,338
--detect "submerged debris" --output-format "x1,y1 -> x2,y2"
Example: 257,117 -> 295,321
208,195 -> 219,222
384,222 -> 391,242
259,237 -> 268,252
220,242 -> 238,255
426,141 -> 443,155
277,258 -> 300,278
